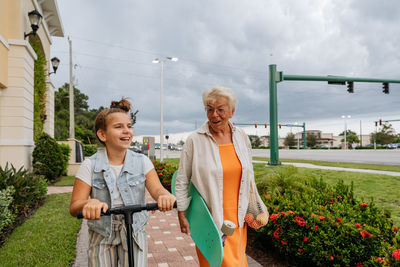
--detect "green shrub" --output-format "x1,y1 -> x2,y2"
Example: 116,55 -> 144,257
0,186 -> 15,235
59,143 -> 71,176
152,160 -> 178,192
32,133 -> 65,181
256,167 -> 400,266
83,144 -> 97,157
0,163 -> 47,212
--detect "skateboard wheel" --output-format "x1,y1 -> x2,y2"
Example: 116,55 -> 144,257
221,220 -> 236,236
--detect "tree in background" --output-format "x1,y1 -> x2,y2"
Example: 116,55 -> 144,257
55,83 -> 103,144
248,135 -> 261,148
260,135 -> 270,147
370,123 -> 396,145
284,133 -> 296,147
306,133 -> 317,148
339,130 -> 360,148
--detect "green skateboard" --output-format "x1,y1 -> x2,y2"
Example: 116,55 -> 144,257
171,171 -> 223,267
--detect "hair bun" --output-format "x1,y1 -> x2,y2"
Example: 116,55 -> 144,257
110,99 -> 131,112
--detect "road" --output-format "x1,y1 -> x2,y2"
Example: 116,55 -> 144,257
155,149 -> 400,165
252,149 -> 400,165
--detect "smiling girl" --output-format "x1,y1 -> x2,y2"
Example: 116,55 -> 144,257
70,99 -> 175,267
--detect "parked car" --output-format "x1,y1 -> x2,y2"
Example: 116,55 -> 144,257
388,143 -> 400,149
129,147 -> 142,154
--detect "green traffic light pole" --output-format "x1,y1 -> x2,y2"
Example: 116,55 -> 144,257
376,119 -> 400,124
268,64 -> 400,165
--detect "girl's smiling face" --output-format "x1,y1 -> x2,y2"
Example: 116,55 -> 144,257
96,112 -> 133,150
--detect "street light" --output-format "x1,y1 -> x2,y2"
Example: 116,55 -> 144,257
49,57 -> 60,75
341,115 -> 351,150
152,56 -> 178,162
24,10 -> 43,39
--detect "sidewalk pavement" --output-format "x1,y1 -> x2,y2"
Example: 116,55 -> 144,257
48,186 -> 262,267
253,160 -> 400,176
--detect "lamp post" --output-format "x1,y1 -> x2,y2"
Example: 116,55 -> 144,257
341,115 -> 351,150
152,57 -> 178,162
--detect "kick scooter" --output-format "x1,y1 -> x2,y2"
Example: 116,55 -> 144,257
77,202 -> 177,267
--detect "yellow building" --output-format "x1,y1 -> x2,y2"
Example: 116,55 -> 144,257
0,0 -> 64,169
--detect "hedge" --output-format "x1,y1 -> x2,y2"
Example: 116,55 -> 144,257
256,166 -> 400,266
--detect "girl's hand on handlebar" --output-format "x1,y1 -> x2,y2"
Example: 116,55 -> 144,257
82,199 -> 108,220
157,194 -> 176,212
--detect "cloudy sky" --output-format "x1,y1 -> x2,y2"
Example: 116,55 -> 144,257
51,0 -> 400,138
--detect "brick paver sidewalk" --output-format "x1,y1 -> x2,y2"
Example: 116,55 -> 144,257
48,186 -> 261,266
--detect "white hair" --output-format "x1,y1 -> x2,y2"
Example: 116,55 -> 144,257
202,86 -> 237,112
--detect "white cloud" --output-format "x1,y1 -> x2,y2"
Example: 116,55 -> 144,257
51,0 -> 400,136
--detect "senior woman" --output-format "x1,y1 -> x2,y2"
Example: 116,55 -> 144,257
175,86 -> 268,267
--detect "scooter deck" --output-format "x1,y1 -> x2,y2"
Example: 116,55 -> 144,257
171,171 -> 223,267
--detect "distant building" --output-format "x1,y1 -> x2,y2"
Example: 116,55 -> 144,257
292,131 -> 372,148
291,130 -> 335,147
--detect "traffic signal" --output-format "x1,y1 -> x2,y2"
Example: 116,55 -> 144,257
375,121 -> 378,127
347,81 -> 354,93
379,119 -> 382,126
254,123 -> 257,128
382,82 -> 389,94
264,123 -> 268,128
279,124 -> 282,129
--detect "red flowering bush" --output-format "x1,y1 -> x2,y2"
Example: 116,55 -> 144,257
255,167 -> 399,266
151,160 -> 178,192
392,249 -> 400,260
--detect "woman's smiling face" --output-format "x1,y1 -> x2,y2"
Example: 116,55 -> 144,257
205,96 -> 235,133
97,112 -> 133,150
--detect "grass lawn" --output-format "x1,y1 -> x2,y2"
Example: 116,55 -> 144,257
253,163 -> 400,225
0,193 -> 81,267
53,176 -> 75,186
162,158 -> 180,166
253,157 -> 400,172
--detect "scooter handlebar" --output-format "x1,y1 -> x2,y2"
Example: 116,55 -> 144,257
77,202 -> 177,219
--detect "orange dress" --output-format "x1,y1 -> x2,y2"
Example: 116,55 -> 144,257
196,143 -> 248,267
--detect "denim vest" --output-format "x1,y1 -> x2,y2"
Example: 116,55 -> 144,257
87,148 -> 149,237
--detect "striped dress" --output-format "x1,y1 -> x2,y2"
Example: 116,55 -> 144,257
88,215 -> 148,267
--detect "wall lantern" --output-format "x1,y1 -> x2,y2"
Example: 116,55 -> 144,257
24,10 -> 43,39
49,57 -> 60,75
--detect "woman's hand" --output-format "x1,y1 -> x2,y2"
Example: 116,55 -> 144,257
81,199 -> 108,220
157,194 -> 176,212
178,211 -> 190,234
